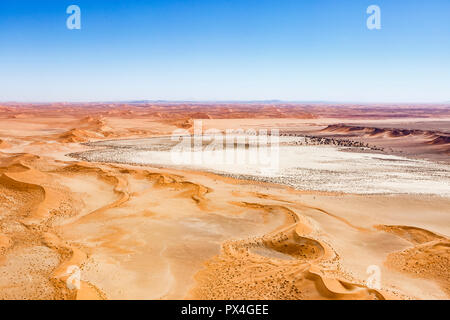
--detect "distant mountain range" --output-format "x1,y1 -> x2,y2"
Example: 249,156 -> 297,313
114,100 -> 335,105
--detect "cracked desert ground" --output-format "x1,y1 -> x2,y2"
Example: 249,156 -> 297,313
0,103 -> 449,300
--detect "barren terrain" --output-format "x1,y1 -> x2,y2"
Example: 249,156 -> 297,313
0,103 -> 449,300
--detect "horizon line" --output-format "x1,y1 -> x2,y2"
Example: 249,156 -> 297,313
1,100 -> 449,105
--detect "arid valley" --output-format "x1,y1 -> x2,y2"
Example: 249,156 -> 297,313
0,103 -> 449,300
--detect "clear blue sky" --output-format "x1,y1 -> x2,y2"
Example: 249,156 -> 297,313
0,0 -> 449,102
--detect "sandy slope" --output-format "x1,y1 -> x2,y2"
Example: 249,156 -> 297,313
0,104 -> 449,300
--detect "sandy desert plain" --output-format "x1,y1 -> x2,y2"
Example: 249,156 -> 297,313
0,102 -> 449,300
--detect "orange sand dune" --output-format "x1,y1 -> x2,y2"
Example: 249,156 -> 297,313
0,139 -> 10,149
376,225 -> 450,296
316,124 -> 450,161
320,124 -> 449,142
189,202 -> 384,300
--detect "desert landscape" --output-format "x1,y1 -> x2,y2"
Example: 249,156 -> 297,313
0,102 -> 449,300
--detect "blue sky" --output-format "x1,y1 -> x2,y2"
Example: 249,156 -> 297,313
0,0 -> 449,102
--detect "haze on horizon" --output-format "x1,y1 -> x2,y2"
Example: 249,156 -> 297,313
0,0 -> 449,103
